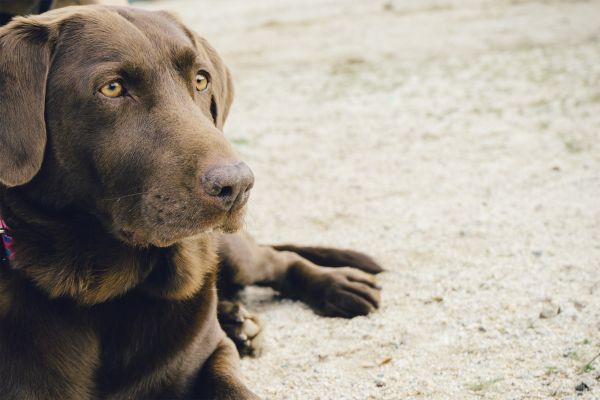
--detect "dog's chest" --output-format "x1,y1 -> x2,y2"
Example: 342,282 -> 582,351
92,287 -> 220,397
0,275 -> 220,399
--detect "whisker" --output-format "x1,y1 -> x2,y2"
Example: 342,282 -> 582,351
102,191 -> 149,201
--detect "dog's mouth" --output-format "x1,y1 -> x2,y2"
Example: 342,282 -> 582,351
108,166 -> 252,248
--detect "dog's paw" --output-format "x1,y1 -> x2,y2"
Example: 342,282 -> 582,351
306,267 -> 381,318
217,301 -> 263,357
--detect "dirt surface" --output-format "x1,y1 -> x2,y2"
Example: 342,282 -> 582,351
139,0 -> 600,398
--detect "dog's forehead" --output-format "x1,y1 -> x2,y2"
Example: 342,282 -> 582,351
60,7 -> 196,63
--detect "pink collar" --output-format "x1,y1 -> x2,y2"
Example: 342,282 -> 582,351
0,217 -> 14,261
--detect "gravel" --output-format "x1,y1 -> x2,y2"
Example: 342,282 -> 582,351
139,0 -> 600,398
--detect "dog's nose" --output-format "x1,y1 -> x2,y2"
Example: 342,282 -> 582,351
201,162 -> 254,211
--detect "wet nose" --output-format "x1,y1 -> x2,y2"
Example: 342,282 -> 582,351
201,162 -> 254,211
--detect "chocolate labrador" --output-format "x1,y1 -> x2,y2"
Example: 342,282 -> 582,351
0,5 -> 382,399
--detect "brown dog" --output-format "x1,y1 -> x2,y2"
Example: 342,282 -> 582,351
0,5 -> 382,399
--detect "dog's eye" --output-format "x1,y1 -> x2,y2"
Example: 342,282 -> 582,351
195,72 -> 210,92
100,82 -> 125,98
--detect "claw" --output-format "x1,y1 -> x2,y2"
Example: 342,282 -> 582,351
242,319 -> 260,337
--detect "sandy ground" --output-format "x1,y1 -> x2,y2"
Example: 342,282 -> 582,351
137,0 -> 600,398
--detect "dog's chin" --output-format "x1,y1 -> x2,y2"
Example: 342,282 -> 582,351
216,208 -> 247,233
116,208 -> 247,248
116,227 -> 206,248
116,227 -> 179,248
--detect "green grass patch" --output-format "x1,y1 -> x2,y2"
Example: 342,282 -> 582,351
467,378 -> 503,392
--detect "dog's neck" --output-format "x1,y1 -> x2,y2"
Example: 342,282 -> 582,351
0,188 -> 218,305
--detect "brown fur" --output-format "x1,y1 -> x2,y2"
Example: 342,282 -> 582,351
0,3 -> 383,399
0,6 -> 256,399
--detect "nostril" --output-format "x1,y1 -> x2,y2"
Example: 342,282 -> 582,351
218,186 -> 233,198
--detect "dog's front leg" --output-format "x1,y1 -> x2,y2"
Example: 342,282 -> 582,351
190,337 -> 259,400
217,232 -> 382,318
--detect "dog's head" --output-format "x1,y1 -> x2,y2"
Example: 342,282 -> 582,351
0,6 -> 252,247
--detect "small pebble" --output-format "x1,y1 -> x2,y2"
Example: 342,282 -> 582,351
575,382 -> 590,393
375,378 -> 386,387
540,304 -> 561,319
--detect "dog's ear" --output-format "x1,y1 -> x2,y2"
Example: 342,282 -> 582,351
0,16 -> 56,187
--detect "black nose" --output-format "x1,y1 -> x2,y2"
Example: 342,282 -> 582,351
201,162 -> 254,211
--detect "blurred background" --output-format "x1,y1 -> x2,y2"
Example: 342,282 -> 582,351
136,0 -> 600,398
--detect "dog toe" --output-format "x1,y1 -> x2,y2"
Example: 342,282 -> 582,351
218,301 -> 264,357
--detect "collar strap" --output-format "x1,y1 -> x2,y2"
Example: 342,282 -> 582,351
0,217 -> 14,262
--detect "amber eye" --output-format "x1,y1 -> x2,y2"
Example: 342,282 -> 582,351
100,81 -> 125,98
195,72 -> 210,92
